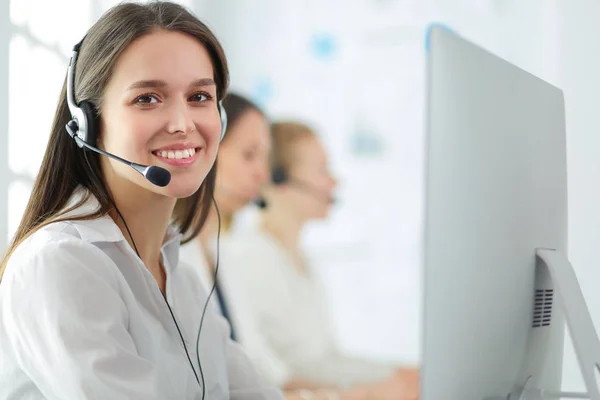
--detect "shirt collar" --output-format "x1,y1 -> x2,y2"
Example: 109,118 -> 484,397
162,226 -> 182,271
60,187 -> 183,268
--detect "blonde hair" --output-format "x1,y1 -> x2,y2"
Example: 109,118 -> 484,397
270,121 -> 317,174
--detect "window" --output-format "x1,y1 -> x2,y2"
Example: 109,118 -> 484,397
5,0 -> 91,246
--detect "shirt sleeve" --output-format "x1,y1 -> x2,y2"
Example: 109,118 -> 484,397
173,249 -> 285,400
218,237 -> 293,388
240,326 -> 292,388
1,237 -> 162,400
224,333 -> 285,400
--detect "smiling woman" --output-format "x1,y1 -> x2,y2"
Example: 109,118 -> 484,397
99,30 -> 222,199
0,2 -> 283,400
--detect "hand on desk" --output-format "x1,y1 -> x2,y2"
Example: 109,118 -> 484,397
344,366 -> 420,400
391,367 -> 420,400
284,367 -> 421,400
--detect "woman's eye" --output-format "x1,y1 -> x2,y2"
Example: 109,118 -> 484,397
135,95 -> 158,104
189,92 -> 210,102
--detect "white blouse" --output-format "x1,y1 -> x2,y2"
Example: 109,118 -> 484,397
0,191 -> 283,400
220,229 -> 397,388
180,239 -> 293,387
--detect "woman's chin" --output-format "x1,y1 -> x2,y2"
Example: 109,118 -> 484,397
315,207 -> 332,220
160,181 -> 204,199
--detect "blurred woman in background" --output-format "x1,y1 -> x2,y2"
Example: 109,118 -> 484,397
178,91 -> 270,342
202,118 -> 420,399
178,93 -> 310,396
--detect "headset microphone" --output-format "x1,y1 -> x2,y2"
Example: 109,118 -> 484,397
255,167 -> 336,209
285,180 -> 336,205
254,197 -> 268,209
65,120 -> 171,187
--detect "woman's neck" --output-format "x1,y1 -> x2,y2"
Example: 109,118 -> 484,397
109,184 -> 175,269
262,207 -> 311,276
261,206 -> 305,256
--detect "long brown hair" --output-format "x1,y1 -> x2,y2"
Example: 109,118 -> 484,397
0,1 -> 229,277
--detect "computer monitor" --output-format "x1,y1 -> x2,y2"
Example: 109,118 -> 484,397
422,26 -> 600,400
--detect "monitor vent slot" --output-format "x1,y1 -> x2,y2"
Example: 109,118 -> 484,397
532,289 -> 553,328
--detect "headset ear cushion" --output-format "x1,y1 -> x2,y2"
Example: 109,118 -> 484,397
79,101 -> 98,146
218,101 -> 227,142
272,167 -> 288,185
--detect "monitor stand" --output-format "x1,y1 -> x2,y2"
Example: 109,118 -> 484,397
508,249 -> 600,400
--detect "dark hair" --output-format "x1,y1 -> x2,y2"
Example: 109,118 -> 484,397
220,92 -> 264,143
1,1 -> 229,276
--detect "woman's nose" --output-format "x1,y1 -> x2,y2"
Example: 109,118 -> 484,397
166,100 -> 195,134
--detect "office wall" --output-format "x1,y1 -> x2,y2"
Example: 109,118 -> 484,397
556,0 -> 600,391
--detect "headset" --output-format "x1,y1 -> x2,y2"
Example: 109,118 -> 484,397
255,165 -> 336,209
65,36 -> 228,188
65,36 -> 227,399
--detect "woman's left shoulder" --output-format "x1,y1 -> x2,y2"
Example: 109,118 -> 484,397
221,230 -> 278,258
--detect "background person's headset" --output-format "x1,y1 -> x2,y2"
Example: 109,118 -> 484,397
65,36 -> 227,400
255,165 -> 336,209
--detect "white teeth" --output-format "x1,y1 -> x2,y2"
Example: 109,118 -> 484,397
155,148 -> 196,159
